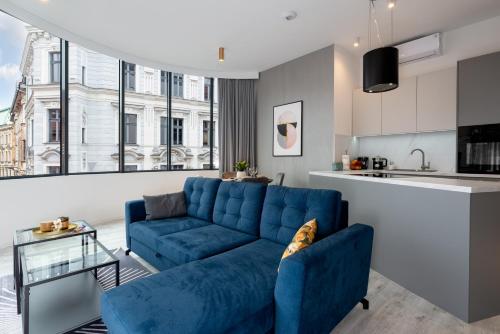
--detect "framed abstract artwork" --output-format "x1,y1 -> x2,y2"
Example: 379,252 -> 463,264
273,100 -> 303,157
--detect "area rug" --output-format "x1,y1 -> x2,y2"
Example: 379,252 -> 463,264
0,248 -> 153,334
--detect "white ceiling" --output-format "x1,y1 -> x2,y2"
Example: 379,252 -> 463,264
2,0 -> 500,78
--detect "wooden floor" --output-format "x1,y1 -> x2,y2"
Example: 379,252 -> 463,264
2,220 -> 500,334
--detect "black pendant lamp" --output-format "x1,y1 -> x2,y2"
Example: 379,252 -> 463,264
363,46 -> 398,93
363,0 -> 399,93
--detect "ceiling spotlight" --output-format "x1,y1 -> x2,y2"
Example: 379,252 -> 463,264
388,0 -> 396,9
218,47 -> 225,62
282,10 -> 297,21
354,37 -> 360,48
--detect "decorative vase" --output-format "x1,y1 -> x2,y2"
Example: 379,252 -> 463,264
236,171 -> 246,179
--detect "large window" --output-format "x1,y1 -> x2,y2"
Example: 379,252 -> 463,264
0,11 -> 62,177
0,10 -> 217,179
68,42 -> 120,173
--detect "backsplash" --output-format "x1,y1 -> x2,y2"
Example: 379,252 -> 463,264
356,131 -> 457,172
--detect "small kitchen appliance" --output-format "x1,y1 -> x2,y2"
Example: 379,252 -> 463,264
372,156 -> 388,170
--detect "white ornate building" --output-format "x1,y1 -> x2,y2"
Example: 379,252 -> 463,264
15,27 -> 218,175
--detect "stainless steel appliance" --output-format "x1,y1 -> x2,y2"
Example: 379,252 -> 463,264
458,124 -> 500,174
372,156 -> 388,170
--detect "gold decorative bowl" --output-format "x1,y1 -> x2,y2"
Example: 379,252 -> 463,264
32,223 -> 78,238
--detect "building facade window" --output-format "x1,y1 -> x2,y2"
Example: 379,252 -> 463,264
81,152 -> 87,172
47,166 -> 60,174
50,51 -> 61,83
160,71 -> 168,96
124,62 -> 136,91
203,120 -> 212,146
172,73 -> 183,98
204,78 -> 211,101
172,118 -> 183,146
125,113 -> 137,145
160,116 -> 168,145
124,164 -> 138,171
172,164 -> 184,170
82,66 -> 86,85
48,109 -> 60,143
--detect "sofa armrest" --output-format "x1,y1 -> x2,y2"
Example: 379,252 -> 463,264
274,224 -> 374,334
125,200 -> 146,248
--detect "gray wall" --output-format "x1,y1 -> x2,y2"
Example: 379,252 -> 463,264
256,46 -> 334,187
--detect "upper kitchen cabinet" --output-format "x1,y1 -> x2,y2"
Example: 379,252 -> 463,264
417,67 -> 457,132
353,88 -> 382,136
382,77 -> 417,135
458,51 -> 500,126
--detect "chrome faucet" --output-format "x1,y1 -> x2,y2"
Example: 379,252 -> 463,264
411,148 -> 431,170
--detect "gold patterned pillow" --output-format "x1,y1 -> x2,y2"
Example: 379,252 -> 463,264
280,219 -> 318,268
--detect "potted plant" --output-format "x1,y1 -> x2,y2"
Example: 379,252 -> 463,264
234,160 -> 249,179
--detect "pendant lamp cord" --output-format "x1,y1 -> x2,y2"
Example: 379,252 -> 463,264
368,0 -> 372,49
391,4 -> 394,44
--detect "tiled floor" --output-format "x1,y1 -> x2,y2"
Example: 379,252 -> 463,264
1,220 -> 499,333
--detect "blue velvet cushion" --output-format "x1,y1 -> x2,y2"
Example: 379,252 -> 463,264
260,185 -> 342,245
101,239 -> 286,334
129,217 -> 210,250
183,177 -> 222,221
213,181 -> 267,236
157,224 -> 257,264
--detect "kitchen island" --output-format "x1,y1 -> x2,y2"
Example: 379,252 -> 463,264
309,170 -> 500,323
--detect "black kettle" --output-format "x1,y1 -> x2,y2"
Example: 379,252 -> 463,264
372,156 -> 388,170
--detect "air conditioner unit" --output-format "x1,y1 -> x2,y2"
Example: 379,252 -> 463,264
396,33 -> 442,64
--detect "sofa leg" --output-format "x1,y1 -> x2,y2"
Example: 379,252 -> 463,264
125,249 -> 131,256
360,298 -> 369,310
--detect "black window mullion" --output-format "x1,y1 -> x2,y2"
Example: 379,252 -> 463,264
167,72 -> 172,170
60,40 -> 68,175
119,60 -> 125,172
209,78 -> 214,169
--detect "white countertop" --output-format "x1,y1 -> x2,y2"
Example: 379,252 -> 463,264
309,170 -> 500,193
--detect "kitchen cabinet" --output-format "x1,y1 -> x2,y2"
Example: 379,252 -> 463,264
353,88 -> 381,136
458,51 -> 500,126
417,67 -> 457,132
382,77 -> 417,135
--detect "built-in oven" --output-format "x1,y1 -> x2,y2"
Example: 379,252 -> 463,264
457,124 -> 500,174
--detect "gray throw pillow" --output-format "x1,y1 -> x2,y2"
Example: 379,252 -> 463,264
143,191 -> 187,220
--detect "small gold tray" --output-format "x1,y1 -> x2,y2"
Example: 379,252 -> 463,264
32,223 -> 78,238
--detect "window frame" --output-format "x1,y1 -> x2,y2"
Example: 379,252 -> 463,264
0,16 -> 217,181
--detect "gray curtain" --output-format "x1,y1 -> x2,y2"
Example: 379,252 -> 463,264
218,79 -> 257,173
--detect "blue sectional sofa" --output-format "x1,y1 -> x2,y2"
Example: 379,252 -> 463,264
102,177 -> 374,334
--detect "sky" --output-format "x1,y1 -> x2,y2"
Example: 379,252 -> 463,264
0,11 -> 28,110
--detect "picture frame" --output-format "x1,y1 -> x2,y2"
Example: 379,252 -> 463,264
273,100 -> 303,157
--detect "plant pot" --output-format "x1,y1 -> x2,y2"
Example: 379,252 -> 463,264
236,171 -> 246,179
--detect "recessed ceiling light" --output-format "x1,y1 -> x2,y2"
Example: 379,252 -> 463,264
218,47 -> 225,63
40,0 -> 49,3
282,11 -> 297,21
354,37 -> 360,48
388,0 -> 396,9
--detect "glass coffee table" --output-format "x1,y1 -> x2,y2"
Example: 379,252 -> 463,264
13,220 -> 97,314
14,221 -> 119,334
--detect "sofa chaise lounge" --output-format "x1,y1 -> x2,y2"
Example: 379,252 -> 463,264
101,177 -> 374,333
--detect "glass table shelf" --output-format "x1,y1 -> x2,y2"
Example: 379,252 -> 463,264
21,235 -> 118,287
